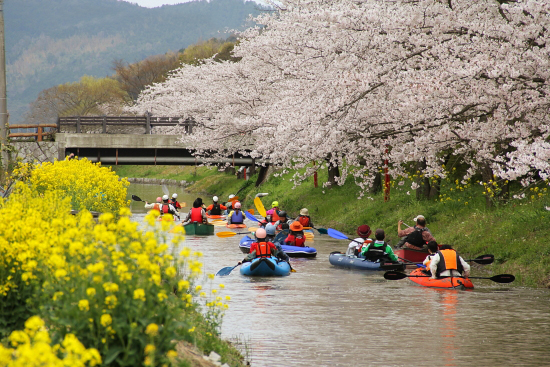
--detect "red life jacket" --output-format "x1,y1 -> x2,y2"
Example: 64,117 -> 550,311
285,233 -> 305,247
190,207 -> 203,222
161,204 -> 170,214
255,241 -> 273,258
298,216 -> 310,227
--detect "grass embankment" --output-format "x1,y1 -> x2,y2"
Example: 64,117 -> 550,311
113,165 -> 550,288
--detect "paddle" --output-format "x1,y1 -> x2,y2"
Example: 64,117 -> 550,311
216,231 -> 249,238
132,194 -> 145,202
248,227 -> 259,232
401,254 -> 495,266
216,264 -> 241,276
245,210 -> 260,222
327,228 -> 361,243
162,184 -> 169,196
383,271 -> 516,283
254,197 -> 267,218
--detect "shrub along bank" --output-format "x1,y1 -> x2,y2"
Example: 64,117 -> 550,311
114,165 -> 550,288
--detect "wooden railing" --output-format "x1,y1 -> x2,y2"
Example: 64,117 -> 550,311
57,116 -> 195,134
9,124 -> 57,141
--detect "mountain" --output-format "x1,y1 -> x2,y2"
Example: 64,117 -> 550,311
4,0 -> 263,123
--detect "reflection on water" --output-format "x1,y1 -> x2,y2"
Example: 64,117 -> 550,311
128,184 -> 550,366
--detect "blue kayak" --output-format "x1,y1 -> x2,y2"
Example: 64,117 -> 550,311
239,235 -> 317,258
329,252 -> 406,271
240,256 -> 291,276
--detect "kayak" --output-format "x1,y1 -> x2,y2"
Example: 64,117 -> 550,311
408,268 -> 474,289
227,223 -> 246,229
329,252 -> 405,271
240,256 -> 290,276
183,222 -> 215,236
207,214 -> 226,220
239,235 -> 317,258
394,248 -> 429,263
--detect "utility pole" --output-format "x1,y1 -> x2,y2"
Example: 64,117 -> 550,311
0,0 -> 8,183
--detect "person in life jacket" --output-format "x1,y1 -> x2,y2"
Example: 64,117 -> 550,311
170,193 -> 182,210
227,202 -> 244,225
266,223 -> 290,262
346,224 -> 373,256
224,194 -> 236,214
275,211 -> 291,230
284,221 -> 306,247
397,215 -> 435,250
266,201 -> 280,217
422,241 -> 440,276
239,228 -> 278,263
295,208 -> 313,228
182,199 -> 207,225
160,195 -> 179,219
361,229 -> 399,263
144,197 -> 163,213
206,196 -> 227,215
429,244 -> 470,279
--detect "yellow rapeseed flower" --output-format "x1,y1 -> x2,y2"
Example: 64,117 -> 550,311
145,323 -> 159,336
100,314 -> 112,327
78,299 -> 90,312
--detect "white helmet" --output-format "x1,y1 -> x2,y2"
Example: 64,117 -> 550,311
229,194 -> 235,199
213,196 -> 219,202
162,194 -> 169,201
172,193 -> 178,199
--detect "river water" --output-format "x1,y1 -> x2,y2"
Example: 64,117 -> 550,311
129,184 -> 550,367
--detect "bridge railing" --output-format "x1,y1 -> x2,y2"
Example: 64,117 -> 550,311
9,124 -> 58,141
57,116 -> 195,134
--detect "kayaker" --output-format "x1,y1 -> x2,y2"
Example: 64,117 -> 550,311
422,241 -> 439,275
429,244 -> 470,279
266,223 -> 290,262
397,215 -> 435,250
275,211 -> 291,230
182,199 -> 207,225
144,197 -> 162,212
361,229 -> 399,263
238,228 -> 278,264
284,221 -> 306,247
227,202 -> 245,225
160,195 -> 180,219
170,193 -> 182,211
206,196 -> 227,215
266,201 -> 280,216
346,225 -> 373,256
225,194 -> 236,214
295,208 -> 313,228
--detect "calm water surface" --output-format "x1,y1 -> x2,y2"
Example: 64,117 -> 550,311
129,184 -> 550,366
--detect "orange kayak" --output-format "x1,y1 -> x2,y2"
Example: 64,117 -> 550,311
226,223 -> 246,229
409,268 -> 474,289
207,214 -> 226,219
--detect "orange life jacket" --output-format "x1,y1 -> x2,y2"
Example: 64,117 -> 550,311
436,249 -> 464,277
255,241 -> 272,258
153,203 -> 161,212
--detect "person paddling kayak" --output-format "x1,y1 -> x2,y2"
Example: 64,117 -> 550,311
170,193 -> 182,211
275,211 -> 292,230
397,215 -> 435,250
346,225 -> 373,256
422,241 -> 440,275
206,196 -> 227,215
266,223 -> 290,262
284,221 -> 306,247
238,228 -> 278,264
160,195 -> 180,219
361,229 -> 399,263
182,199 -> 207,225
295,208 -> 314,228
227,202 -> 244,225
144,197 -> 162,212
429,244 -> 470,279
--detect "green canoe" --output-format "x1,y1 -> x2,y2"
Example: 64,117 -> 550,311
183,222 -> 215,236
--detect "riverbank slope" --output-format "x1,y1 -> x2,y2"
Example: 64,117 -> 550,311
113,165 -> 550,288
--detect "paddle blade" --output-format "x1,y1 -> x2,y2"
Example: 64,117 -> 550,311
132,194 -> 144,202
168,222 -> 183,233
247,209 -> 255,215
327,228 -> 350,240
383,271 -> 408,280
245,210 -> 260,222
304,232 -> 314,240
180,202 -> 187,208
316,228 -> 328,235
162,185 -> 169,196
216,232 -> 238,238
472,254 -> 494,265
490,274 -> 515,283
216,265 -> 238,276
254,197 -> 267,218
248,227 -> 259,233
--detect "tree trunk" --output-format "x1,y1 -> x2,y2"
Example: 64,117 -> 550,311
415,160 -> 431,200
481,162 -> 494,208
370,172 -> 382,193
328,163 -> 340,186
255,165 -> 270,187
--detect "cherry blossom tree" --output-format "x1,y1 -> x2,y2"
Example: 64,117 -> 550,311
131,0 -> 550,197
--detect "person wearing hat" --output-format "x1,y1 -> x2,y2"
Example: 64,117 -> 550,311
182,199 -> 207,225
170,193 -> 182,211
284,221 -> 306,247
266,201 -> 280,217
227,202 -> 244,225
274,211 -> 291,231
295,208 -> 313,228
238,228 -> 278,263
144,197 -> 162,212
206,196 -> 227,215
160,194 -> 180,219
224,194 -> 236,214
346,225 -> 373,256
397,215 -> 435,250
361,229 -> 399,263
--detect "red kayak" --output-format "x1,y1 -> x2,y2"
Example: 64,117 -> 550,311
394,248 -> 429,263
408,268 -> 474,289
226,223 -> 246,229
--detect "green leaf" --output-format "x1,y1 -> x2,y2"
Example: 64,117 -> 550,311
103,346 -> 124,365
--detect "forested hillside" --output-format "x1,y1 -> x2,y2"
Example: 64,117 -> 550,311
4,0 -> 263,122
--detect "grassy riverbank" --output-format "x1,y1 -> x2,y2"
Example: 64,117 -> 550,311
113,165 -> 550,288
